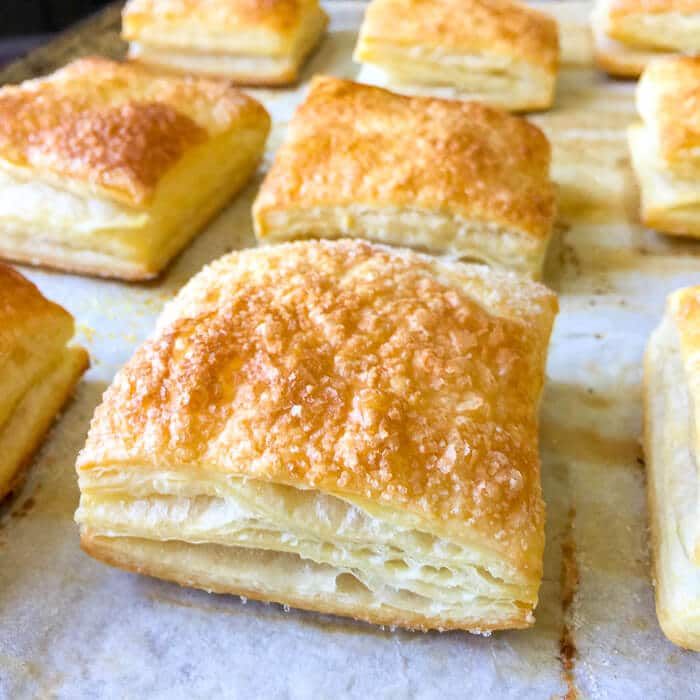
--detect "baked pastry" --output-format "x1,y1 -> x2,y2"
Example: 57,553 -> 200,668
592,0 -> 700,78
628,56 -> 700,238
122,0 -> 328,85
644,285 -> 700,650
0,57 -> 270,280
352,0 -> 559,111
0,264 -> 88,500
76,239 -> 558,632
253,77 -> 556,279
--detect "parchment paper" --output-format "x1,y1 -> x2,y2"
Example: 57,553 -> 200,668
1,3 -> 700,697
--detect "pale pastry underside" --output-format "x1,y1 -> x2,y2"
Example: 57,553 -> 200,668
76,473 -> 538,631
255,206 -> 548,279
628,123 -> 700,237
0,128 -> 266,280
0,345 -> 88,499
644,314 -> 700,650
353,43 -> 555,111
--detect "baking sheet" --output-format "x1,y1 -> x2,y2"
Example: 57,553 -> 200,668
1,2 -> 700,697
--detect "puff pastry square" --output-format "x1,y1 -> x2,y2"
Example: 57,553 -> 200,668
628,57 -> 700,238
253,77 -> 556,279
76,239 -> 558,632
592,0 -> 700,78
0,57 -> 270,280
352,0 -> 559,112
123,0 -> 328,85
644,285 -> 700,650
0,264 -> 88,500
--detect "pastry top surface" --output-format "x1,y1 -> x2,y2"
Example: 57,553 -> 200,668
123,0 -> 327,54
0,263 -> 73,361
637,57 -> 700,165
78,239 -> 558,570
606,0 -> 700,17
254,77 -> 555,240
357,0 -> 559,72
0,57 -> 270,207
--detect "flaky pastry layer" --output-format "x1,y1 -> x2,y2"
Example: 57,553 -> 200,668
0,127 -> 267,279
257,206 -> 548,279
0,58 -> 270,278
0,264 -> 88,499
1,346 -> 88,500
76,239 -> 558,631
354,0 -> 558,73
592,0 -> 700,76
125,5 -> 328,85
352,48 -> 555,112
123,0 -> 328,57
81,533 -> 534,632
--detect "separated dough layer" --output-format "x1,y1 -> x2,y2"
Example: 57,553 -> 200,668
354,45 -> 553,111
256,206 -> 546,279
80,532 -> 533,632
77,471 -> 540,629
0,346 -> 88,499
128,44 -> 298,83
645,314 -> 700,650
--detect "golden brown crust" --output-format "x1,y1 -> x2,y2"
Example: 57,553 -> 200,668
253,77 -> 555,241
357,0 -> 559,73
608,0 -> 700,17
639,56 -> 700,163
0,262 -> 72,347
124,0 -> 320,44
78,239 -> 558,573
0,57 -> 269,207
593,45 -> 647,77
80,531 -> 534,631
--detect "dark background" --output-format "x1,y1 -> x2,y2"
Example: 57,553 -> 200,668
2,0 -> 112,35
1,1 -> 113,65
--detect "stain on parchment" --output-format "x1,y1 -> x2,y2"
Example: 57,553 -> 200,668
558,506 -> 580,700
